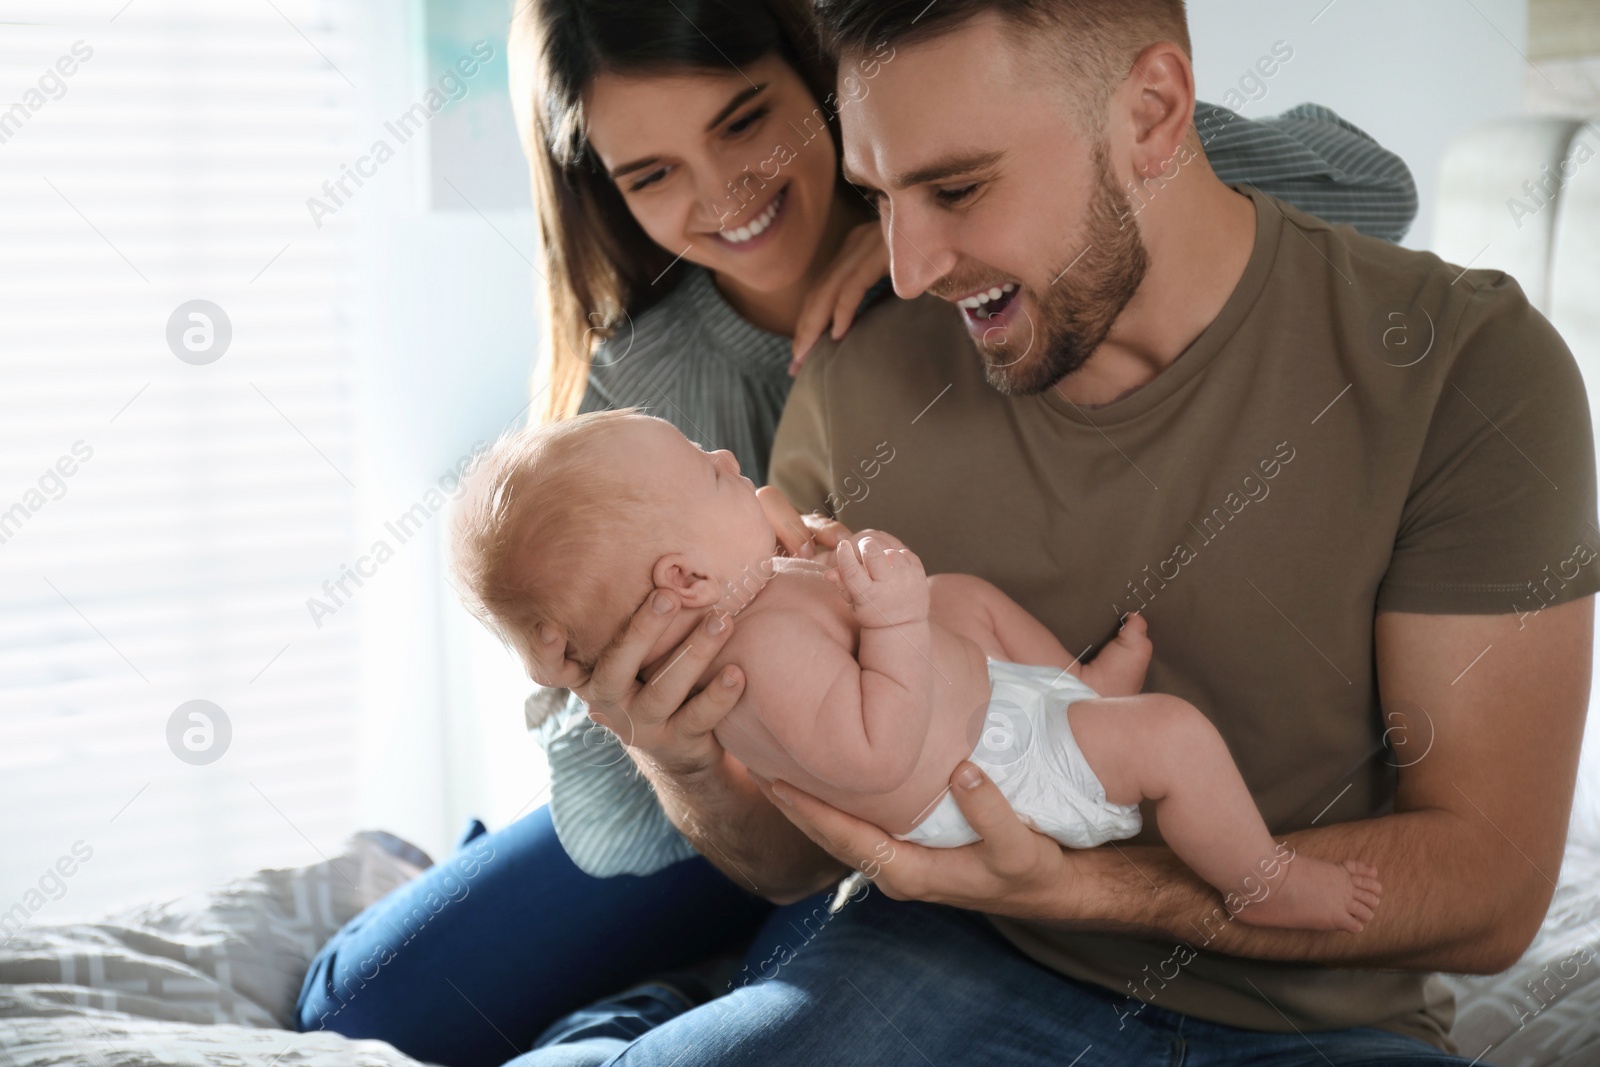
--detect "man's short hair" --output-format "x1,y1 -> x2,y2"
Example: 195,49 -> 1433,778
812,0 -> 1191,122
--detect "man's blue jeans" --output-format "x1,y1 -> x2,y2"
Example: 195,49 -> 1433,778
515,887 -> 1474,1067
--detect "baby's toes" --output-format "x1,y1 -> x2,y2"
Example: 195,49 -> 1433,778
1346,898 -> 1374,929
1334,906 -> 1366,934
1343,861 -> 1378,884
1354,885 -> 1382,911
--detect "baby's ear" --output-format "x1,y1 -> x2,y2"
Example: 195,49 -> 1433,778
651,553 -> 720,608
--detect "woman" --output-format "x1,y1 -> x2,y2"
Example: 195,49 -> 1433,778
297,2 -> 1419,1064
520,0 -> 876,481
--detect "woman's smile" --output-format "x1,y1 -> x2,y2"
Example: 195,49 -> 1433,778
713,184 -> 789,250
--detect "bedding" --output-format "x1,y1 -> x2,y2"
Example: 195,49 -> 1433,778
1441,840 -> 1600,1067
0,831 -> 434,1067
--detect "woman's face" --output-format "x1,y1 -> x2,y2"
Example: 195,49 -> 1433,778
583,54 -> 839,295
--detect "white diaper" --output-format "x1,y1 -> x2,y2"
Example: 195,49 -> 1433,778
893,659 -> 1143,849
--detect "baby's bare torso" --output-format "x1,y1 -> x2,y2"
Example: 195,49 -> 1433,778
698,559 -> 1002,834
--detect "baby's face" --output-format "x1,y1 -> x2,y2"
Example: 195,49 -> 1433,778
602,414 -> 778,606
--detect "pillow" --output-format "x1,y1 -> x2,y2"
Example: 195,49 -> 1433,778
0,830 -> 429,1031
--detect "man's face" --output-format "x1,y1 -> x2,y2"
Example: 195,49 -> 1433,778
841,13 -> 1148,395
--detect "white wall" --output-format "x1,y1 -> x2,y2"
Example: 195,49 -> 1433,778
1189,0 -> 1530,251
340,0 -> 544,861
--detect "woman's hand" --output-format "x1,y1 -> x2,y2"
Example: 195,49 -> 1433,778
789,220 -> 890,375
525,592 -> 742,781
759,761 -> 1076,921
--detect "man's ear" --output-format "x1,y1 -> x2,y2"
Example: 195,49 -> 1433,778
651,552 -> 722,607
1118,41 -> 1196,183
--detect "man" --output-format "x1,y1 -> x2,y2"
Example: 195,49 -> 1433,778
521,2 -> 1596,1064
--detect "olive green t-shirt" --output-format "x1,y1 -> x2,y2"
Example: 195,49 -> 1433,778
768,187 -> 1599,1050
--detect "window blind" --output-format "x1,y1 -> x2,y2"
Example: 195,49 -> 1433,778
0,0 -> 366,921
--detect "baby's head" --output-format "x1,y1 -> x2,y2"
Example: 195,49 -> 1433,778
451,409 -> 777,677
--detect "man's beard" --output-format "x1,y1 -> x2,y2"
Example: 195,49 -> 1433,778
976,143 -> 1149,396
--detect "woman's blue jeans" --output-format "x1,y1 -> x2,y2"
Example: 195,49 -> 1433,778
294,805 -> 774,1067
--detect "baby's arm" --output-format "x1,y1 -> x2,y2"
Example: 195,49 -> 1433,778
734,540 -> 933,794
825,537 -> 936,789
934,574 -> 1150,697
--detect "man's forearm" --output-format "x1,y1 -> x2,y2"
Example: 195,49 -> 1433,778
634,747 -> 846,904
1019,809 -> 1542,974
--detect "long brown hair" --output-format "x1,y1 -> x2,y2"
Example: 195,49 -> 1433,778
508,0 -> 840,424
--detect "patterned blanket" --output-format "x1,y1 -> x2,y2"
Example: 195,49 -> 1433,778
0,831 -> 434,1066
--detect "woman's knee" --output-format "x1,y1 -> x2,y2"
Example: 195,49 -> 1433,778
294,893 -> 450,1035
295,933 -> 386,1034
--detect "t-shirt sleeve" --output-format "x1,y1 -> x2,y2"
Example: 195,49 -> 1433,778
1377,275 -> 1600,615
1199,101 -> 1419,242
769,346 -> 837,515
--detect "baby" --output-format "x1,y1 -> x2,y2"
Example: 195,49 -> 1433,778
453,410 -> 1382,932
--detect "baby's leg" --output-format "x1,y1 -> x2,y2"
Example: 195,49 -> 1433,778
929,575 -> 1152,698
1066,695 -> 1382,933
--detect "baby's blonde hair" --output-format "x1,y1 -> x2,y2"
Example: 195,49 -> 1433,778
451,408 -> 662,675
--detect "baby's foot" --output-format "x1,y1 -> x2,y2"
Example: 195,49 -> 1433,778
1232,858 -> 1382,933
1110,612 -> 1152,661
1081,612 -> 1153,696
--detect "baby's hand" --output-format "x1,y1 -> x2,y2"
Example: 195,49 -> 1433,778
828,535 -> 930,629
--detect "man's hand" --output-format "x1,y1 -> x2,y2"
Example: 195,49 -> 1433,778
524,590 -> 742,781
764,761 -> 1074,919
527,584 -> 846,901
829,536 -> 930,629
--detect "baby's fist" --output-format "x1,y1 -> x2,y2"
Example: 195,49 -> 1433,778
828,535 -> 929,628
